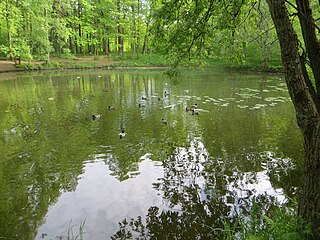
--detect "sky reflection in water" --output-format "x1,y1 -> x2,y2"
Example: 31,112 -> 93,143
0,70 -> 302,239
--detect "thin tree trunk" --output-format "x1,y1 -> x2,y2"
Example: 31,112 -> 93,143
45,6 -> 50,64
136,0 -> 140,59
107,38 -> 110,54
105,38 -> 110,55
142,22 -> 149,55
78,1 -> 83,54
116,0 -> 123,56
118,26 -> 124,55
266,0 -> 320,238
5,0 -> 13,60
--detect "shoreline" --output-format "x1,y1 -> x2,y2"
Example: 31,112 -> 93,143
0,59 -> 283,75
0,59 -> 172,74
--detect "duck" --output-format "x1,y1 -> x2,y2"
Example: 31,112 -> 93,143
185,107 -> 191,112
119,130 -> 126,139
141,97 -> 147,100
164,91 -> 170,97
92,114 -> 102,120
161,118 -> 168,124
139,103 -> 145,108
108,106 -> 115,110
191,109 -> 199,115
191,103 -> 198,109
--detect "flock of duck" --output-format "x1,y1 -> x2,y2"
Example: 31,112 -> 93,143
91,90 -> 201,139
89,82 -> 289,139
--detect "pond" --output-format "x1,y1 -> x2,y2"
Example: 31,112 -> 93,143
0,69 -> 303,239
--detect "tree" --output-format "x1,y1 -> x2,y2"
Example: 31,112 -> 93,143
0,0 -> 21,60
151,0 -> 320,237
266,0 -> 320,238
5,0 -> 13,59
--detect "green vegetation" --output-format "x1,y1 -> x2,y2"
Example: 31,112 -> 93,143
109,52 -> 169,67
219,200 -> 312,240
110,198 -> 312,240
2,0 -> 320,238
0,0 -> 282,72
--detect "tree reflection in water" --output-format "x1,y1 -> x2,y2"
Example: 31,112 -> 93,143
111,137 -> 291,239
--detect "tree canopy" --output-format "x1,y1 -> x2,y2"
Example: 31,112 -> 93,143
0,0 -> 281,70
0,0 -> 151,61
2,0 -> 320,238
152,0 -> 320,238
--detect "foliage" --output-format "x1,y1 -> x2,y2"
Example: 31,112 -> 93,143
110,197 -> 312,240
236,200 -> 312,240
150,0 -> 281,69
60,48 -> 76,60
110,52 -> 168,67
0,0 -> 282,71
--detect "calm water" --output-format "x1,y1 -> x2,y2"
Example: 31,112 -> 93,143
0,69 -> 303,239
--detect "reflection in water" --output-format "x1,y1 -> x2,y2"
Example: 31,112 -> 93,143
0,70 -> 303,239
37,158 -> 163,239
112,138 -> 290,239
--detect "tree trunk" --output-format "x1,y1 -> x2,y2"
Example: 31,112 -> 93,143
142,22 -> 149,55
136,0 -> 140,59
118,26 -> 124,55
5,0 -> 13,60
45,6 -> 50,64
296,0 -> 320,95
266,0 -> 320,238
105,38 -> 110,55
78,1 -> 83,54
300,129 -> 320,239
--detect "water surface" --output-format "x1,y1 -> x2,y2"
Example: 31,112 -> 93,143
0,69 -> 303,239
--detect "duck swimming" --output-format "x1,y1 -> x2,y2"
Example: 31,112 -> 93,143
108,106 -> 115,110
191,103 -> 198,109
92,114 -> 102,120
191,109 -> 199,115
119,130 -> 126,139
161,118 -> 168,124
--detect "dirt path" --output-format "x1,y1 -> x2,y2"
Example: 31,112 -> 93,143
0,60 -> 22,73
0,57 -> 169,74
0,57 -> 115,73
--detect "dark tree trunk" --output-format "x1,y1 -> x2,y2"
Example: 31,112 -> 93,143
141,35 -> 147,55
118,26 -> 124,55
142,22 -> 149,55
296,0 -> 320,95
105,38 -> 110,55
266,0 -> 320,238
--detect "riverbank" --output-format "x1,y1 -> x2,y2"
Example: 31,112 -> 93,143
0,55 -> 283,74
0,57 -> 116,73
0,54 -> 172,73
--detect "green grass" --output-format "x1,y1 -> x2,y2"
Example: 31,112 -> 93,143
110,52 -> 170,67
43,219 -> 86,240
13,48 -> 283,73
216,199 -> 312,240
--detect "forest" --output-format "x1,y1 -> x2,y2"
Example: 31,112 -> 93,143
2,0 -> 320,239
0,0 -> 282,70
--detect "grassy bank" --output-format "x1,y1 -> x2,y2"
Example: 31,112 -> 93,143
10,53 -> 171,71
0,52 -> 283,73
